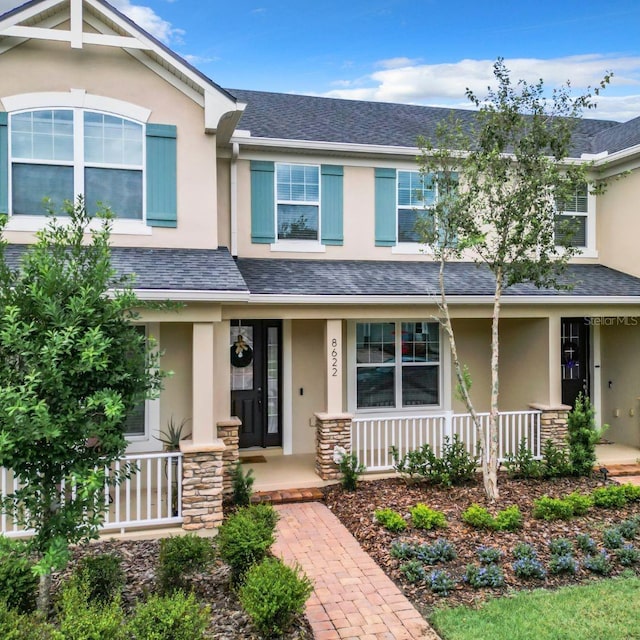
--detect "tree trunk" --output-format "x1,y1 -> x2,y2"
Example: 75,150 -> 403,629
485,270 -> 503,503
36,572 -> 51,619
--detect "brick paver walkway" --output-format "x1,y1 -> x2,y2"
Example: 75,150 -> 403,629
273,502 -> 439,640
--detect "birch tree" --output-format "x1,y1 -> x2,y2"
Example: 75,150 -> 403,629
416,58 -> 610,501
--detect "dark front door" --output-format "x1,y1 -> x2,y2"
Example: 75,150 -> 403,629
561,317 -> 590,408
230,320 -> 282,449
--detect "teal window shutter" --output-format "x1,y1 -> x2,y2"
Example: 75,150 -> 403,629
251,160 -> 275,243
0,112 -> 7,215
146,124 -> 177,228
321,164 -> 343,246
375,168 -> 396,246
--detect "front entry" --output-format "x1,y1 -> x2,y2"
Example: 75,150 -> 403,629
230,320 -> 282,449
561,317 -> 590,408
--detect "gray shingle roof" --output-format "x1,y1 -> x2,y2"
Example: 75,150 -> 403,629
590,115 -> 640,155
236,258 -> 640,298
229,88 -> 620,158
4,245 -> 248,292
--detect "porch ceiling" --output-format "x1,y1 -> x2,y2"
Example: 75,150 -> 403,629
235,259 -> 640,299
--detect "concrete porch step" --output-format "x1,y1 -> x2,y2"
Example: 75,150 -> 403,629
601,463 -> 640,477
251,487 -> 324,505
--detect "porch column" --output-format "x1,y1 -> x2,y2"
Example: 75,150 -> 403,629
192,322 -> 215,445
529,403 -> 571,451
548,315 -> 563,407
315,412 -> 353,480
217,418 -> 241,496
325,319 -> 343,414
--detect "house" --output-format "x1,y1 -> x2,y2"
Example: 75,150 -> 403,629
2,0 -> 640,534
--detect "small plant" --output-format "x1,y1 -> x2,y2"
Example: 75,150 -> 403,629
548,538 -> 574,556
512,556 -> 546,580
0,600 -> 62,639
576,533 -> 598,554
513,542 -> 537,561
622,483 -> 640,502
541,439 -> 572,477
333,447 -> 366,491
464,563 -> 505,588
602,527 -> 624,550
157,416 -> 191,451
548,554 -> 579,575
158,533 -> 215,594
567,394 -> 606,476
374,508 -> 407,532
583,551 -> 612,575
616,544 -> 640,566
410,504 -> 448,530
426,569 -> 457,596
231,461 -> 255,506
532,495 -> 574,520
74,553 -> 125,605
239,558 -> 313,638
399,560 -> 426,583
564,491 -> 593,516
127,591 -> 209,640
494,505 -> 523,531
618,518 -> 640,540
462,504 -> 495,530
218,504 -> 277,584
0,537 -> 38,614
592,485 -> 629,508
477,546 -> 503,564
418,538 -> 457,564
503,438 -> 543,479
390,540 -> 415,560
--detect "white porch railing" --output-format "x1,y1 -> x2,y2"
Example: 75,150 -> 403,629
1,451 -> 183,538
351,409 -> 541,472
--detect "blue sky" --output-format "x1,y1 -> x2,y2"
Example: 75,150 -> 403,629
3,0 -> 640,121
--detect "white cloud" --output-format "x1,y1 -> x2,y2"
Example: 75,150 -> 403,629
324,55 -> 640,121
182,53 -> 219,65
0,0 -> 183,44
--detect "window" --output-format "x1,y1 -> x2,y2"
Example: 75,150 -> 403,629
397,170 -> 435,243
554,183 -> 588,248
10,108 -> 143,218
276,163 -> 319,241
355,321 -> 440,410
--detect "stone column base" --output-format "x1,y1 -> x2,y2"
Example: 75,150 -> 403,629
530,403 -> 571,450
315,412 -> 353,481
217,418 -> 241,496
180,439 -> 225,532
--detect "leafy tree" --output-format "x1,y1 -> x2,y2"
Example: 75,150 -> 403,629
416,58 -> 610,501
0,198 -> 165,614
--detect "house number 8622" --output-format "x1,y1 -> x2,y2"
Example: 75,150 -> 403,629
330,338 -> 338,377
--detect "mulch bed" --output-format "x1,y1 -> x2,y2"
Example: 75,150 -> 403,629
324,475 -> 640,615
51,539 -> 313,640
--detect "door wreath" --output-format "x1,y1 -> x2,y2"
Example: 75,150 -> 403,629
231,333 -> 253,367
562,340 -> 580,368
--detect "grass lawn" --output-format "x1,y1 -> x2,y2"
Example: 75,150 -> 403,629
429,574 -> 640,640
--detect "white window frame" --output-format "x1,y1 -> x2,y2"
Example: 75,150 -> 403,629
393,169 -> 437,254
2,91 -> 152,236
126,322 -> 162,454
347,320 -> 447,415
554,184 -> 597,258
271,162 -> 324,252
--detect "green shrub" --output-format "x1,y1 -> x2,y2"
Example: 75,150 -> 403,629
231,461 -> 254,506
410,504 -> 447,530
602,527 -> 624,550
541,439 -> 572,477
513,542 -> 537,561
476,546 -> 502,564
464,563 -> 505,588
374,508 -> 407,532
548,538 -> 574,556
57,578 -> 126,640
416,539 -> 457,564
564,491 -> 593,516
127,591 -> 209,640
399,560 -> 426,583
0,600 -> 62,640
0,537 -> 37,614
616,544 -> 640,566
239,558 -> 312,638
218,504 -> 277,584
592,485 -> 628,508
426,569 -> 457,596
512,556 -> 546,580
548,554 -> 578,575
75,553 -> 125,605
576,533 -> 597,554
583,551 -> 612,575
494,505 -> 523,531
335,450 -> 366,491
622,483 -> 640,502
462,504 -> 495,530
390,541 -> 415,560
532,496 -> 574,520
618,518 -> 640,540
503,438 -> 543,479
158,534 -> 215,594
567,394 -> 606,476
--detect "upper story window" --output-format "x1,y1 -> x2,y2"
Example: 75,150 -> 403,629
276,163 -> 320,241
397,170 -> 435,243
554,183 -> 588,248
10,108 -> 143,218
355,321 -> 440,410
